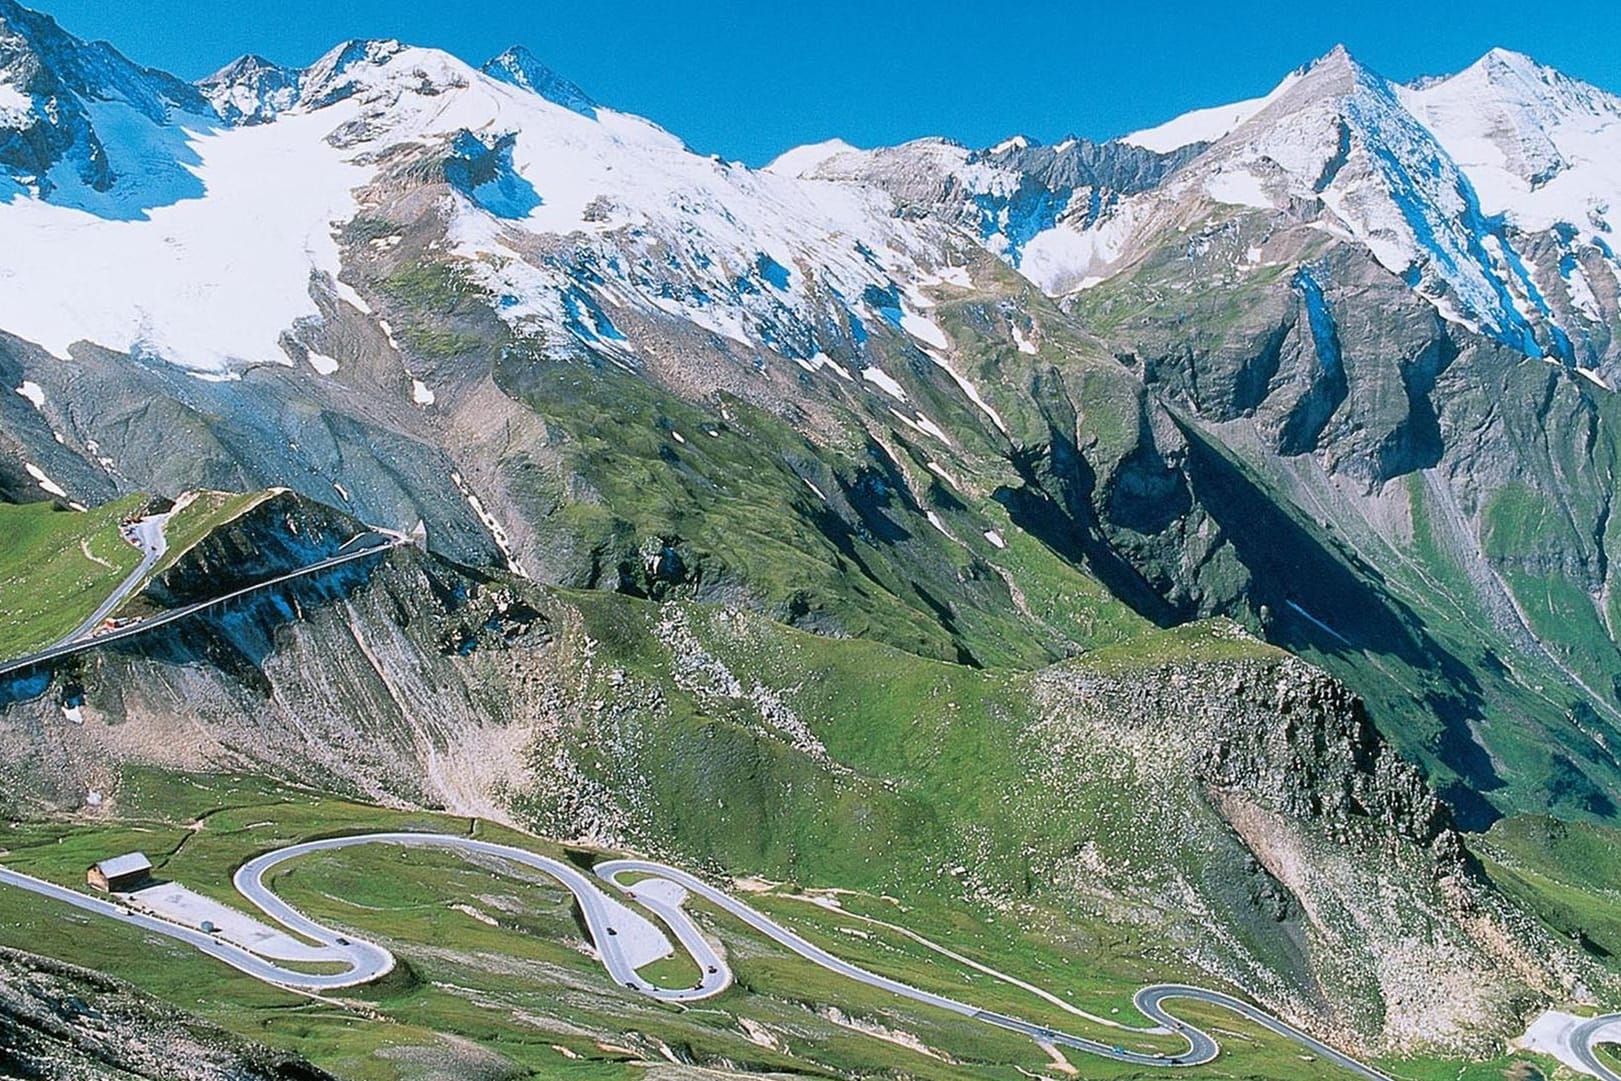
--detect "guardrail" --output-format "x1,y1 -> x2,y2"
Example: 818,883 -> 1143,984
0,534 -> 406,678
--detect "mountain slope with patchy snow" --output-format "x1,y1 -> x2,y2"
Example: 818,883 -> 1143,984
2,3 -> 1617,382
4,1 -> 1621,848
0,22 -> 965,380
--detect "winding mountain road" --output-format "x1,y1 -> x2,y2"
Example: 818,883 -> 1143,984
0,831 -> 1421,1076
595,859 -> 1390,1076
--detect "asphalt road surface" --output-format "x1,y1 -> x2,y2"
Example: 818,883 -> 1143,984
596,859 -> 1394,1077
231,833 -> 731,1000
56,513 -> 168,647
0,830 -> 1409,1075
0,531 -> 404,677
1571,1013 -> 1621,1080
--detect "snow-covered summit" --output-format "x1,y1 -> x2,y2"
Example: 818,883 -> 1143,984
0,0 -> 214,210
1002,44 -> 1621,362
199,54 -> 301,125
1192,45 -> 1551,348
0,11 -> 961,379
764,138 -> 860,178
1401,48 -> 1621,234
481,45 -> 596,118
1120,64 -> 1305,153
0,0 -> 206,123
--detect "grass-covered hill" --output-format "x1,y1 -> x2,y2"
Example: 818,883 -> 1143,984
0,494 -> 1607,1077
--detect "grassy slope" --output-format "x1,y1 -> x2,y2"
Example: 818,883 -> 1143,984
548,593 -> 1209,897
1472,815 -> 1621,963
494,354 -> 1146,672
0,489 -> 277,662
0,488 -> 1584,1077
0,764 -> 1541,1081
0,494 -> 147,657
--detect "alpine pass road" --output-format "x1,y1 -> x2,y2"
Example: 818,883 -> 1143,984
594,859 -> 1394,1078
0,531 -> 406,677
55,512 -> 169,648
0,831 -> 1423,1076
1571,1013 -> 1621,1081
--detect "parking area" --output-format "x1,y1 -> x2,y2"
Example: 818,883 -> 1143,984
127,881 -> 339,962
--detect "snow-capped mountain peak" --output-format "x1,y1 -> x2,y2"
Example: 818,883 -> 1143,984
295,39 -> 441,111
0,7 -> 965,383
0,0 -> 216,213
198,53 -> 301,125
1401,47 -> 1621,234
991,43 -> 1621,364
0,0 -> 1618,392
1118,52 -> 1319,153
0,0 -> 207,123
481,45 -> 596,118
196,40 -> 601,129
764,138 -> 861,178
1175,45 -> 1584,352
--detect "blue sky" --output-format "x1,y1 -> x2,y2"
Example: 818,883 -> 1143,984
30,0 -> 1621,165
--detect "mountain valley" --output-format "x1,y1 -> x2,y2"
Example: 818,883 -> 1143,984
3,3 -> 1621,1077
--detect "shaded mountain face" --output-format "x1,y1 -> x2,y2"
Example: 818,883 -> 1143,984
1,0 -> 1620,836
0,0 -> 216,215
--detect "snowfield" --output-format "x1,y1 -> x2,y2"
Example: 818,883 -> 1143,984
0,104 -> 367,371
0,15 -> 1617,385
0,36 -> 959,379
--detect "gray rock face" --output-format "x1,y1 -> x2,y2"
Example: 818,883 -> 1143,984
0,0 -> 213,206
198,54 -> 301,125
0,945 -> 337,1081
1028,643 -> 1584,1051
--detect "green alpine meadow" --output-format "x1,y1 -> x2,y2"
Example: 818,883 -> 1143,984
1,3 -> 1619,1078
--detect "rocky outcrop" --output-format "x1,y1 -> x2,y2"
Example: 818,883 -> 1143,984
1027,630 -> 1589,1054
0,945 -> 335,1080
